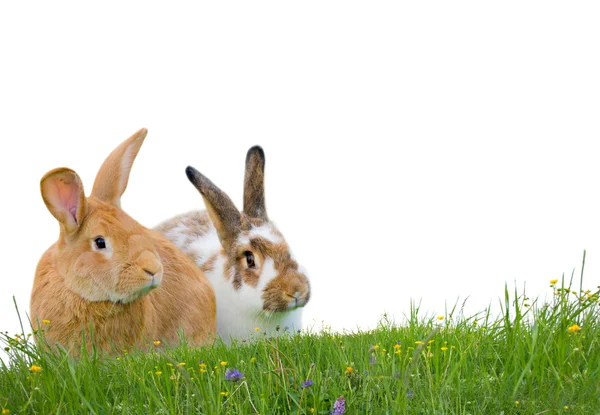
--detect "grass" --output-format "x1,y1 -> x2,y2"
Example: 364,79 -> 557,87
1,255 -> 599,414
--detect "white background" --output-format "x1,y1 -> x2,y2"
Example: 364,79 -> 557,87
1,2 -> 599,351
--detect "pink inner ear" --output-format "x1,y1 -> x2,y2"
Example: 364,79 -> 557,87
45,173 -> 82,225
68,205 -> 78,223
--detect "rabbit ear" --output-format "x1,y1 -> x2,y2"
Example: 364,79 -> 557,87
41,168 -> 88,234
243,145 -> 268,220
90,128 -> 147,207
186,166 -> 241,249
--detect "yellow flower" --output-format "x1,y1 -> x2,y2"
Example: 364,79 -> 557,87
153,340 -> 161,346
199,362 -> 207,368
415,341 -> 424,345
29,365 -> 42,372
310,409 -> 314,413
250,357 -> 256,363
428,339 -> 435,344
42,319 -> 50,325
2,409 -> 10,414
176,362 -> 186,367
220,391 -> 229,397
166,363 -> 173,367
345,367 -> 353,374
550,279 -> 558,285
373,344 -> 380,350
393,344 -> 401,349
437,315 -> 444,320
394,350 -> 401,354
155,371 -> 162,375
254,327 -> 260,331
515,401 -> 519,405
200,369 -> 207,373
441,347 -> 448,351
564,406 -> 569,410
567,324 -> 581,333
220,361 -> 227,366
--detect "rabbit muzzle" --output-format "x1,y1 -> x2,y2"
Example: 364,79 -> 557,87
136,250 -> 164,289
282,273 -> 310,310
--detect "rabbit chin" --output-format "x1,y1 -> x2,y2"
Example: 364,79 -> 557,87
263,301 -> 304,314
112,282 -> 160,304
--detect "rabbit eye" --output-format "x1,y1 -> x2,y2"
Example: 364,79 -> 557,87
244,251 -> 255,269
94,237 -> 106,250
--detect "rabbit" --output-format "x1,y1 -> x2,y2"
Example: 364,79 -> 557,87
155,146 -> 310,343
30,128 -> 216,354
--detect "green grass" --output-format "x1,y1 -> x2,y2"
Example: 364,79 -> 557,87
1,256 -> 599,414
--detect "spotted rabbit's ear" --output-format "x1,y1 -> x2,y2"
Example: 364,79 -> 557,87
91,128 -> 147,208
41,168 -> 88,235
243,145 -> 268,220
186,166 -> 242,251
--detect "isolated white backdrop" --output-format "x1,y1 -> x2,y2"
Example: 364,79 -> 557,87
1,3 -> 599,349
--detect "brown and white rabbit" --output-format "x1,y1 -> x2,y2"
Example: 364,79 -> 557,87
30,128 -> 216,354
156,146 -> 310,343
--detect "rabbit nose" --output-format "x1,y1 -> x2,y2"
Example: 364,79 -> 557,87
286,291 -> 308,308
137,250 -> 163,286
294,291 -> 309,307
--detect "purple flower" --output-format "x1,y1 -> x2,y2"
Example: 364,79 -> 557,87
301,380 -> 313,388
330,395 -> 345,415
224,368 -> 244,382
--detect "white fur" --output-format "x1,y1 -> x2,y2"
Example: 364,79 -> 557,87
163,223 -> 189,248
165,219 -> 302,343
248,225 -> 282,244
255,258 -> 278,293
187,226 -> 221,266
205,254 -> 302,343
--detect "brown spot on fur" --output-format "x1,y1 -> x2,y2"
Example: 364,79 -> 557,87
155,210 -> 213,239
200,252 -> 219,274
155,211 -> 216,266
243,146 -> 268,220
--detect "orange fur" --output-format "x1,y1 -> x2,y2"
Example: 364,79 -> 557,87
30,129 -> 216,355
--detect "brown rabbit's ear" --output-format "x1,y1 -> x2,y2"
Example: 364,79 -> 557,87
243,145 -> 268,220
90,128 -> 147,208
186,166 -> 241,250
41,168 -> 88,234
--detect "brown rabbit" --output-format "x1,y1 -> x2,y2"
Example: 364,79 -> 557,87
30,128 -> 216,354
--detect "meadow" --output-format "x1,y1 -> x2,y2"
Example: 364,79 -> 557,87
1,258 -> 599,414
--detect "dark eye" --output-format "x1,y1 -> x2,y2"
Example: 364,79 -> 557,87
244,251 -> 255,269
94,237 -> 106,250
